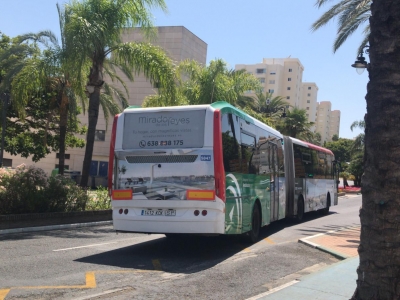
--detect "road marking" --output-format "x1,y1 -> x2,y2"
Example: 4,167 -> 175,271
245,280 -> 299,300
53,241 -> 119,251
0,270 -> 152,300
152,259 -> 163,271
0,289 -> 10,300
263,237 -> 275,244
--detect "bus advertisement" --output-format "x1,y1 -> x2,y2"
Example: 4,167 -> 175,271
108,101 -> 339,242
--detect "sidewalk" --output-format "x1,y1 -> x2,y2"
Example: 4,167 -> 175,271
253,226 -> 360,300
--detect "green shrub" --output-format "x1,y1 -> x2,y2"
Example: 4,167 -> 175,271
0,165 -> 47,214
44,175 -> 89,212
0,165 -> 90,214
86,186 -> 111,211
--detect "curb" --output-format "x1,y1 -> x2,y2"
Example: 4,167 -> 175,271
0,220 -> 113,235
298,225 -> 360,260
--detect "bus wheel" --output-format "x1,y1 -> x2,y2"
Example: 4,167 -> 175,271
295,197 -> 304,222
320,195 -> 331,215
248,203 -> 261,243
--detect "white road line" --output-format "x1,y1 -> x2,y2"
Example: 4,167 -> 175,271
245,280 -> 300,300
53,241 -> 120,251
53,235 -> 164,252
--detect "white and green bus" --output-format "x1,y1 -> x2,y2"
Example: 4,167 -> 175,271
108,101 -> 339,242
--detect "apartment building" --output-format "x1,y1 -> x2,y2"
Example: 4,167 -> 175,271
236,58 -> 305,108
236,58 -> 340,142
3,26 -> 207,178
329,110 -> 341,139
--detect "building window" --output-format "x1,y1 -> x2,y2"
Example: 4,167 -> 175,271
307,100 -> 310,103
268,89 -> 274,93
269,80 -> 275,84
256,68 -> 266,74
306,107 -> 309,110
288,78 -> 291,81
289,68 -> 292,72
56,153 -> 71,159
2,158 -> 12,167
286,105 -> 289,109
308,87 -> 311,90
95,130 -> 106,141
307,93 -> 311,96
55,165 -> 69,170
270,72 -> 276,75
287,87 -> 291,90
259,78 -> 265,83
286,96 -> 290,99
306,114 -> 309,117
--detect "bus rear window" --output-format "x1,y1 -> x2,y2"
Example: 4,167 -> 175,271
122,110 -> 206,149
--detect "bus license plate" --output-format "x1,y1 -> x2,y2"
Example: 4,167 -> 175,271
141,209 -> 176,216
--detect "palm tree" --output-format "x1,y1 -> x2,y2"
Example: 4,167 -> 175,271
350,119 -> 364,153
314,0 -> 400,298
351,1 -> 400,298
0,32 -> 87,175
143,59 -> 260,107
276,107 -> 314,140
60,0 -> 177,187
311,0 -> 371,53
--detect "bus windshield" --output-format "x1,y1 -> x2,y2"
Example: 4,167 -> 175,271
114,109 -> 215,200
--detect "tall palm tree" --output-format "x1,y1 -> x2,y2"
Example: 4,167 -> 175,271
60,0 -> 177,187
314,0 -> 400,298
143,59 -> 260,107
311,0 -> 371,53
350,119 -> 365,153
0,32 -> 86,175
276,107 -> 314,140
351,1 -> 400,298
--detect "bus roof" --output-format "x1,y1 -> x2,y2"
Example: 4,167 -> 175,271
290,137 -> 334,155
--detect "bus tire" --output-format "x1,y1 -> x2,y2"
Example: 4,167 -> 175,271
295,197 -> 304,222
248,202 -> 261,243
320,194 -> 331,215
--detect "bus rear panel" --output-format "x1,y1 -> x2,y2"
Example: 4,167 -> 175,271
110,106 -> 225,234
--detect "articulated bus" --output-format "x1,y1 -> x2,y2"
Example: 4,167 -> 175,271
108,101 -> 339,242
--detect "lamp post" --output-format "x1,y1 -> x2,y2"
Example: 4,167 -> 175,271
0,93 -> 10,168
351,46 -> 369,74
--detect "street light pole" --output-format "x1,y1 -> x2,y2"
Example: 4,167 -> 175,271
0,93 -> 10,168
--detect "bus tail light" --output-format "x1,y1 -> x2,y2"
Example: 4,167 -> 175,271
202,210 -> 207,216
119,209 -> 123,214
194,210 -> 200,216
112,189 -> 133,200
187,190 -> 215,200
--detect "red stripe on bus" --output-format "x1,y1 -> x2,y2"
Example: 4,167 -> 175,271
108,114 -> 120,196
302,141 -> 334,155
213,110 -> 226,202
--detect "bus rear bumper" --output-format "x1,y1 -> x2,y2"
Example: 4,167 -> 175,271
112,199 -> 225,234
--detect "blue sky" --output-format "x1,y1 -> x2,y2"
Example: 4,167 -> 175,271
0,0 -> 368,139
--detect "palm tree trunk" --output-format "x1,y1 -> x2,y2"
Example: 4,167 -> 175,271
80,90 -> 100,187
58,92 -> 69,176
58,105 -> 68,176
352,1 -> 400,299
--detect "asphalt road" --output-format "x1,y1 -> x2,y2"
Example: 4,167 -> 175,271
0,194 -> 361,300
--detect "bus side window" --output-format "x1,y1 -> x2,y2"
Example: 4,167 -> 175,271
221,113 -> 241,173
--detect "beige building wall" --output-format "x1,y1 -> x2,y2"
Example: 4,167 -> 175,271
330,110 -> 341,139
3,26 -> 207,177
236,58 -> 305,109
315,101 -> 332,143
301,82 -> 318,124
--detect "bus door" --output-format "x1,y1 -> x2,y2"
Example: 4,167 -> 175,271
268,142 -> 280,222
